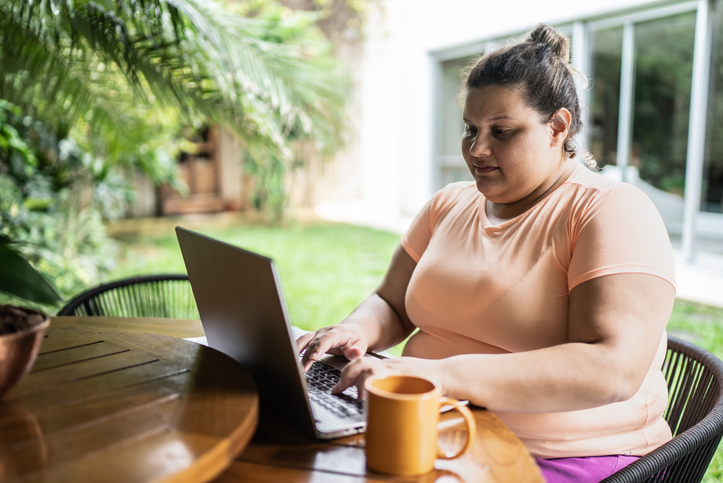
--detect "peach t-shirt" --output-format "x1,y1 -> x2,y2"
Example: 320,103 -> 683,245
400,163 -> 676,459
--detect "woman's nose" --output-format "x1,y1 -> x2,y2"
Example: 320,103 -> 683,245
470,136 -> 492,157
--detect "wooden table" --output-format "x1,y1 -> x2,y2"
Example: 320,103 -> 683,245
48,317 -> 544,482
0,324 -> 258,483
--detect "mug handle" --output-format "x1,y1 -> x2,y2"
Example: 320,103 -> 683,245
436,397 -> 477,459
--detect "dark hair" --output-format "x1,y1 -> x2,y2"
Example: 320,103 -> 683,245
463,24 -> 589,162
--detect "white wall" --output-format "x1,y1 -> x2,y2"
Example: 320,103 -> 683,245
350,0 -> 669,219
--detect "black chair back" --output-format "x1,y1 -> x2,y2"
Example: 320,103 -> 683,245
58,274 -> 199,320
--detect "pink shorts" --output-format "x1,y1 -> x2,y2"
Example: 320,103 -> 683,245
536,455 -> 639,483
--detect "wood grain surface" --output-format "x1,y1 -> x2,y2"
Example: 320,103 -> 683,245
50,316 -> 205,339
0,326 -> 258,483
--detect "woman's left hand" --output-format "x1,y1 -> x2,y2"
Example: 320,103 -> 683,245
333,356 -> 445,398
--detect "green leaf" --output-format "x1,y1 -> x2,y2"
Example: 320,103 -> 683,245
23,197 -> 53,211
0,238 -> 62,304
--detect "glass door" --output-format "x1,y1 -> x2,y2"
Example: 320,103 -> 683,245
588,11 -> 697,235
703,2 -> 723,217
589,27 -> 623,168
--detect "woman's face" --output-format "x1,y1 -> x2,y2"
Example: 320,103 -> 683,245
461,85 -> 568,205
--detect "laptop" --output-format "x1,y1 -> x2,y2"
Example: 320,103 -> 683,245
176,226 -> 367,439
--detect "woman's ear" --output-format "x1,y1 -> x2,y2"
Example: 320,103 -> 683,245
549,108 -> 572,147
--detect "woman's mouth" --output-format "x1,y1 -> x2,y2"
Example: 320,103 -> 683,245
474,164 -> 498,174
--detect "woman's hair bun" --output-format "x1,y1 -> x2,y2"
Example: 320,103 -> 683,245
524,24 -> 570,63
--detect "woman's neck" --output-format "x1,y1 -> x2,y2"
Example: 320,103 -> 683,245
486,159 -> 575,226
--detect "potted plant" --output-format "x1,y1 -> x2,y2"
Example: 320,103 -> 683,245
0,234 -> 61,396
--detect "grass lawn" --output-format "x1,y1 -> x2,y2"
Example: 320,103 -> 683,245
107,217 -> 401,339
105,216 -> 723,482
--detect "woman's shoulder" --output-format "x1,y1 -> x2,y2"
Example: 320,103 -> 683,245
564,164 -> 654,208
563,164 -> 667,235
567,163 -> 636,193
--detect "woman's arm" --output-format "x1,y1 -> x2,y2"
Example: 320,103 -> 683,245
335,272 -> 674,412
297,244 -> 418,371
443,273 -> 674,412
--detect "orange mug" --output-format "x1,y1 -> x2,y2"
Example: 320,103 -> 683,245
364,374 -> 476,476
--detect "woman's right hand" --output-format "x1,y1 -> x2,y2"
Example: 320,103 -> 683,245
296,324 -> 369,372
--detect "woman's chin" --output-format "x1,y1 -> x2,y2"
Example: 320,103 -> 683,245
474,179 -> 503,199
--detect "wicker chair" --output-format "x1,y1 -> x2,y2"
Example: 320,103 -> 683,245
58,274 -> 199,320
601,335 -> 723,483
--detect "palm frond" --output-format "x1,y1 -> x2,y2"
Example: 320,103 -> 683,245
0,0 -> 347,157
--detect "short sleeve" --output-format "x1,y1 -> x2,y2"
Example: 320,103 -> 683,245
567,185 -> 676,292
401,184 -> 467,263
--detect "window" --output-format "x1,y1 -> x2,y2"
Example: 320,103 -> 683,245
438,57 -> 476,188
589,27 -> 623,167
632,13 -> 695,201
703,1 -> 723,214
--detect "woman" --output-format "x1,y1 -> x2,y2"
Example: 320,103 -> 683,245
297,24 -> 676,483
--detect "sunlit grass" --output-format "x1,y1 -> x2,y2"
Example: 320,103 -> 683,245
668,300 -> 723,358
107,219 -> 400,345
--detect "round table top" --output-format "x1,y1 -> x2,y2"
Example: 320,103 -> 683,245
0,326 -> 258,483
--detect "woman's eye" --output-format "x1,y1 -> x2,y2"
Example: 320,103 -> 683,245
493,129 -> 510,135
464,126 -> 477,134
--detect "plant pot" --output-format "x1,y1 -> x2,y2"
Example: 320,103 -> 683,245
0,305 -> 50,398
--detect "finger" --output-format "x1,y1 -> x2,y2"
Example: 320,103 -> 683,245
357,375 -> 369,400
301,333 -> 338,371
299,335 -> 320,371
298,332 -> 323,373
295,332 -> 315,354
301,327 -> 363,371
342,341 -> 365,361
330,327 -> 366,359
333,359 -> 375,395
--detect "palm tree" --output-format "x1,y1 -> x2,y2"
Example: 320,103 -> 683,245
0,0 -> 345,170
0,0 -> 347,305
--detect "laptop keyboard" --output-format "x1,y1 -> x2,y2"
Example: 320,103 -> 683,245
305,361 -> 364,418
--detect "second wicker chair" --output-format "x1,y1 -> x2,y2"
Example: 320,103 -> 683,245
58,274 -> 199,320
